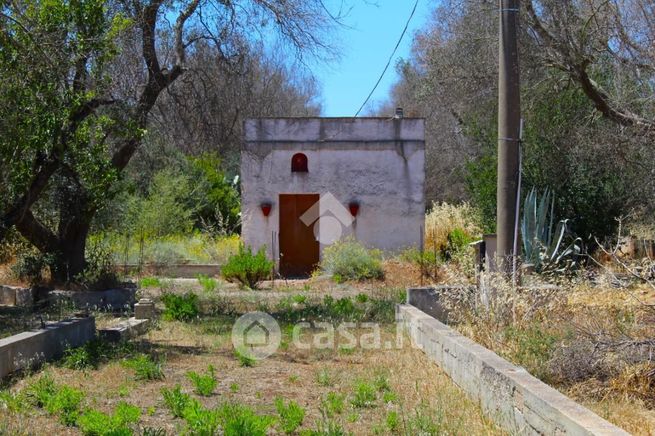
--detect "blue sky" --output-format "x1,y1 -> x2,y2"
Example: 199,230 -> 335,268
314,1 -> 434,117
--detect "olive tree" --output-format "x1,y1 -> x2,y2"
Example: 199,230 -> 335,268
0,0 -> 336,281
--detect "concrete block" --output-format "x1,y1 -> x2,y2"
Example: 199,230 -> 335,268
407,286 -> 473,323
0,286 -> 17,306
0,317 -> 95,379
134,298 -> 156,319
98,318 -> 150,343
396,304 -> 629,435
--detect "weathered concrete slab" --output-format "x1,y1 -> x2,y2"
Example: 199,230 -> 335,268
396,304 -> 629,435
98,318 -> 151,343
0,317 -> 95,379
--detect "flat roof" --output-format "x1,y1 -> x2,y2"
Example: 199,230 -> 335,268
244,117 -> 425,143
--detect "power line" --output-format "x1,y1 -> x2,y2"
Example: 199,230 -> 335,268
354,0 -> 420,117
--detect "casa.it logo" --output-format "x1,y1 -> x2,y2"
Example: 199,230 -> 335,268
300,192 -> 354,245
231,312 -> 281,360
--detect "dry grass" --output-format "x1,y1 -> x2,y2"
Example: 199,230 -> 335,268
434,269 -> 655,434
424,202 -> 482,252
0,318 -> 502,435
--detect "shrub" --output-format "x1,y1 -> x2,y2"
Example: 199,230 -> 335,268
62,339 -> 112,370
123,354 -> 164,380
186,365 -> 217,396
161,385 -> 191,418
11,251 -> 53,285
77,238 -> 120,290
161,292 -> 199,321
320,239 -> 384,282
275,397 -> 305,434
222,245 -> 273,289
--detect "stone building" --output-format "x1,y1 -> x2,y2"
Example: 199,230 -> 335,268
241,117 -> 425,277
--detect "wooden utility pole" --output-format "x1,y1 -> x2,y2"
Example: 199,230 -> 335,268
497,0 -> 521,274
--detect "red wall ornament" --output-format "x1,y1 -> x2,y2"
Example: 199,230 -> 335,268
348,202 -> 360,217
261,203 -> 272,217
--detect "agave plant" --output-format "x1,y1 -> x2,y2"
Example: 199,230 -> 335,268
521,188 -> 581,273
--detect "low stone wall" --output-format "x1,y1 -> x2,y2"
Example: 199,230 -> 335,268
46,287 -> 137,311
397,304 -> 629,435
0,285 -> 35,307
0,317 -> 96,379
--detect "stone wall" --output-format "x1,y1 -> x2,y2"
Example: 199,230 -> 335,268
0,317 -> 95,379
397,304 -> 628,435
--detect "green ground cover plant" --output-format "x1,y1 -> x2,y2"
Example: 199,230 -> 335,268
186,365 -> 217,396
161,292 -> 199,321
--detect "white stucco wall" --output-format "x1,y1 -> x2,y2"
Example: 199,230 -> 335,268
241,117 -> 425,260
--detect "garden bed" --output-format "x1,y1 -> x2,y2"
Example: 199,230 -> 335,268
0,293 -> 502,435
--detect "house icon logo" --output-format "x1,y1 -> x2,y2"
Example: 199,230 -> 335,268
300,192 -> 354,245
232,312 -> 281,360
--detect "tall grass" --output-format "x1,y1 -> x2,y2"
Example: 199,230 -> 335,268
424,202 -> 482,252
91,232 -> 240,266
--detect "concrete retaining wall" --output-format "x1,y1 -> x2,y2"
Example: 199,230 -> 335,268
47,287 -> 136,311
0,317 -> 96,379
396,304 -> 628,435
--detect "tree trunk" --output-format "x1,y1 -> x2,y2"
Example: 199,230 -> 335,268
51,217 -> 91,283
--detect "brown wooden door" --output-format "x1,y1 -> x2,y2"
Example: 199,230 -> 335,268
279,194 -> 320,277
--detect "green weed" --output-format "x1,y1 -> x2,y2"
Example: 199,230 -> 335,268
275,397 -> 305,434
161,292 -> 199,321
186,365 -> 217,396
139,277 -> 161,288
351,381 -> 377,408
161,384 -> 191,418
123,354 -> 164,380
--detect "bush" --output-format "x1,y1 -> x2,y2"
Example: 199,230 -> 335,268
161,292 -> 199,321
186,365 -> 217,396
275,398 -> 305,434
62,338 -> 113,370
11,251 -> 53,285
77,238 -> 120,290
221,245 -> 273,289
320,239 -> 384,282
